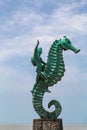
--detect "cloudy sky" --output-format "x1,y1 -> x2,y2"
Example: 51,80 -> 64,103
0,0 -> 87,124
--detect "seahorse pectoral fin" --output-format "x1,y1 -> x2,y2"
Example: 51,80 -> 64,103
46,88 -> 51,93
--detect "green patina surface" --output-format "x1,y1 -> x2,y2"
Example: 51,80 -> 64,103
31,36 -> 80,119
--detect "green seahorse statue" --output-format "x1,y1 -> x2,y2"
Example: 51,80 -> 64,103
31,36 -> 80,119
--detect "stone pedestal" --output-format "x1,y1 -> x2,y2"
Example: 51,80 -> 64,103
33,119 -> 63,130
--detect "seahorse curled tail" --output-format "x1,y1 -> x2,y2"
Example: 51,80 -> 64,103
32,80 -> 62,118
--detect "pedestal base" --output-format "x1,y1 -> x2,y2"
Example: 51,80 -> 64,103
33,119 -> 63,130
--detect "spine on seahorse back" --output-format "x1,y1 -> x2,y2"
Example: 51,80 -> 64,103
32,40 -> 65,118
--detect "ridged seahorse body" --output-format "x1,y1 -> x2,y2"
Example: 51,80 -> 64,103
31,36 -> 80,119
45,40 -> 65,86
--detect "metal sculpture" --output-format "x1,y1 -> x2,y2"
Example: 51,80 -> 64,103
31,36 -> 80,119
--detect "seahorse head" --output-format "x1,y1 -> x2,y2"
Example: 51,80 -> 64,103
60,36 -> 80,53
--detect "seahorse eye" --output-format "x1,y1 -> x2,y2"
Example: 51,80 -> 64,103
65,38 -> 71,44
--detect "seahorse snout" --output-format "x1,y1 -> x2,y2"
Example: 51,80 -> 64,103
75,49 -> 80,53
69,44 -> 80,53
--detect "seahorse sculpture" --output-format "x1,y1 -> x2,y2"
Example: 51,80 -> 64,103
31,36 -> 80,119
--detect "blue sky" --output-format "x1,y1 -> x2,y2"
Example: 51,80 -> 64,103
0,0 -> 87,124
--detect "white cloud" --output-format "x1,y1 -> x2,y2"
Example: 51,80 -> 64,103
0,7 -> 42,32
0,0 -> 87,62
0,0 -> 87,124
0,64 -> 34,93
1,0 -> 87,34
0,0 -> 87,93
